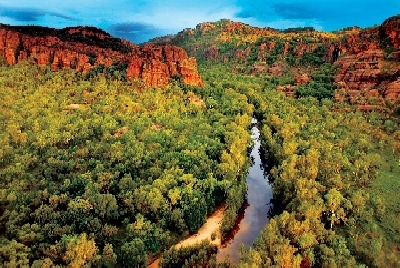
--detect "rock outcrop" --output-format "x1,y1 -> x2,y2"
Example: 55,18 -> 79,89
276,85 -> 296,98
381,15 -> 400,49
152,15 -> 400,107
334,16 -> 400,105
0,25 -> 203,87
275,16 -> 400,106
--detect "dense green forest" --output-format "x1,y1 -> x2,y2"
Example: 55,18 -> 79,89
166,64 -> 398,267
1,22 -> 400,267
198,65 -> 400,267
0,59 -> 254,266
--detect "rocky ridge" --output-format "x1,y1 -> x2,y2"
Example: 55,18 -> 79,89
151,16 -> 400,105
0,25 -> 203,87
334,16 -> 400,106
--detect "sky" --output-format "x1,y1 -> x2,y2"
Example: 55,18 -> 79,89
0,0 -> 399,43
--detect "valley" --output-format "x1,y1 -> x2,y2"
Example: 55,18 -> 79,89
0,14 -> 399,267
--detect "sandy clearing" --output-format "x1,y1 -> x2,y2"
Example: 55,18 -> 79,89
149,258 -> 160,268
149,205 -> 226,267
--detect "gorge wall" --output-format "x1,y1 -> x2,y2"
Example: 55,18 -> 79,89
152,16 -> 400,106
0,25 -> 203,87
334,16 -> 400,107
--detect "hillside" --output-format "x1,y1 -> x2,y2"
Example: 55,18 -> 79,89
0,24 -> 202,87
151,16 -> 400,110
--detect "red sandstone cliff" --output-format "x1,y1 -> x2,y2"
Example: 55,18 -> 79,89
271,16 -> 399,106
0,25 -> 203,87
334,16 -> 400,106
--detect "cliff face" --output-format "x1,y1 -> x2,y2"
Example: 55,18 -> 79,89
151,16 -> 399,105
334,16 -> 400,106
0,26 -> 203,87
381,16 -> 400,49
151,19 -> 338,64
334,50 -> 400,105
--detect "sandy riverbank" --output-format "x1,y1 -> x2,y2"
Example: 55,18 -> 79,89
149,205 -> 226,267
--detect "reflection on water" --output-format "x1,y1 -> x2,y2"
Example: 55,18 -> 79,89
216,118 -> 274,264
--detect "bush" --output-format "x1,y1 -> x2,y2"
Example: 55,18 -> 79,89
211,231 -> 217,241
159,240 -> 217,267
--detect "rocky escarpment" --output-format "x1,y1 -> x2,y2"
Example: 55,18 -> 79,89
334,16 -> 400,106
151,15 -> 400,107
151,19 -> 340,66
275,16 -> 400,106
0,25 -> 203,87
334,50 -> 400,105
381,15 -> 400,50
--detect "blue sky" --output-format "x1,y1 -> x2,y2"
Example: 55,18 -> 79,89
0,0 -> 399,43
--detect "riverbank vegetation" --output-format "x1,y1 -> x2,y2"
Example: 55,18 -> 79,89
0,60 -> 253,266
0,56 -> 399,267
198,64 -> 400,267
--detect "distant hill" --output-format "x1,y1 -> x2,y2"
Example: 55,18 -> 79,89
150,16 -> 400,106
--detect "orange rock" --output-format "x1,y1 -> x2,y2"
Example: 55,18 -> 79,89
283,42 -> 289,56
385,79 -> 400,101
126,57 -> 143,81
334,46 -> 400,105
0,25 -> 203,88
295,73 -> 312,84
268,61 -> 285,76
179,57 -> 203,87
142,59 -> 170,87
381,15 -> 400,49
113,126 -> 129,137
276,85 -> 296,98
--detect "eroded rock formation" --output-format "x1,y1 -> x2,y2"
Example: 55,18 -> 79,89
334,16 -> 400,105
0,25 -> 203,87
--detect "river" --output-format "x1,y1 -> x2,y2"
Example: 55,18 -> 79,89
216,117 -> 273,263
